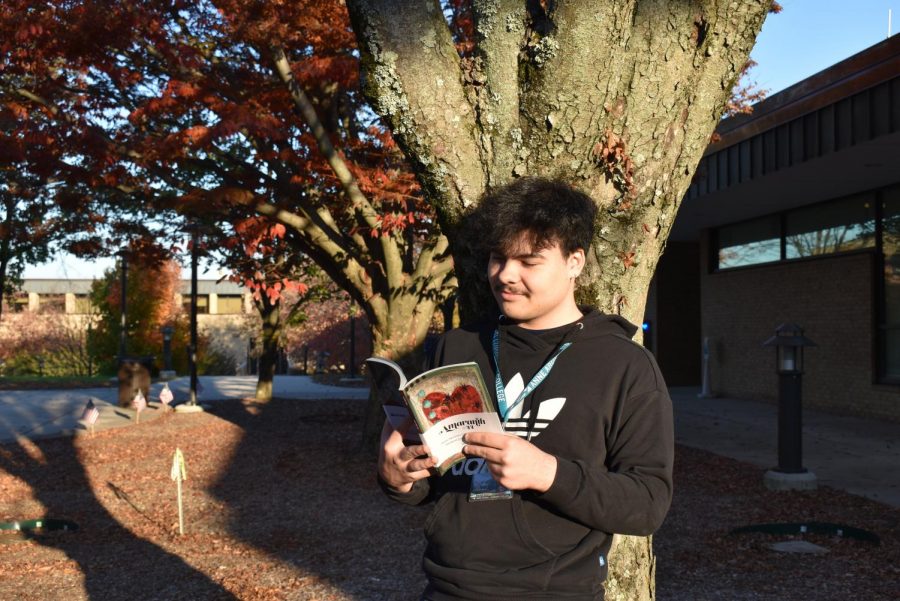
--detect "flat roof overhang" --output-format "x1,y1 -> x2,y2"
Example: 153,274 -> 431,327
671,35 -> 900,242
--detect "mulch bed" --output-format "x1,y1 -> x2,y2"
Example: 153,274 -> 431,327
0,398 -> 896,601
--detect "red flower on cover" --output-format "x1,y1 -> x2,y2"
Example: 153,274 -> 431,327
422,391 -> 449,424
433,404 -> 452,421
450,384 -> 482,413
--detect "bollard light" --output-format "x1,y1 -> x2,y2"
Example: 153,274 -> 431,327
762,323 -> 817,490
764,323 -> 814,374
161,325 -> 174,373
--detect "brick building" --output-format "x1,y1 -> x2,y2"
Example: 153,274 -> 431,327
5,278 -> 254,373
646,36 -> 900,421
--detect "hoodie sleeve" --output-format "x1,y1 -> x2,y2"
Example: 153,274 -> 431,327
375,332 -> 449,507
377,473 -> 432,506
537,385 -> 674,536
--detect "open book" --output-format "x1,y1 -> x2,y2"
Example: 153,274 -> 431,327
367,358 -> 504,474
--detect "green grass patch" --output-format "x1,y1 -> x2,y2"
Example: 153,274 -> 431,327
0,375 -> 115,390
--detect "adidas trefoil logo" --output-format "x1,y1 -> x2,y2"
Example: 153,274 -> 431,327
502,373 -> 566,439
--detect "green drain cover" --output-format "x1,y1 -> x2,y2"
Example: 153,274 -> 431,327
0,519 -> 79,543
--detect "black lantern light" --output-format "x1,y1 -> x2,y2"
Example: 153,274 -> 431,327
160,325 -> 174,373
763,323 -> 815,374
762,323 -> 817,489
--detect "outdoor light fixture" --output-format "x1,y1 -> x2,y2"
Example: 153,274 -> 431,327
764,323 -> 814,374
176,224 -> 203,414
160,325 -> 175,376
762,323 -> 817,490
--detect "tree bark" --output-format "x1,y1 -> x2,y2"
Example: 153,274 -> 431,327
345,0 -> 773,597
254,296 -> 282,403
358,287 -> 443,453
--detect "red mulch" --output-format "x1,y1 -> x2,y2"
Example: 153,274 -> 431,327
0,398 -> 897,600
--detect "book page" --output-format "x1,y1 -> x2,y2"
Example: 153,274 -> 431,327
421,412 -> 504,473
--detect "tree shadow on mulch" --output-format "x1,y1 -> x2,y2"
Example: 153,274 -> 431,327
0,435 -> 238,601
207,397 -> 428,601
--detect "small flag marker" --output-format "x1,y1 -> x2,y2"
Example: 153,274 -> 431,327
132,390 -> 147,423
159,384 -> 174,411
81,399 -> 100,436
171,448 -> 188,535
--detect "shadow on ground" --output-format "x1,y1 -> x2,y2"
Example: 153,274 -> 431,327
0,435 -> 238,600
207,398 -> 428,601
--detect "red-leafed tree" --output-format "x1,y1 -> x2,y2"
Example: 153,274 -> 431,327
203,215 -> 329,401
88,253 -> 185,375
1,0 -> 453,376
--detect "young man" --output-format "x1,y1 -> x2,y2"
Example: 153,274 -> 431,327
378,178 -> 674,601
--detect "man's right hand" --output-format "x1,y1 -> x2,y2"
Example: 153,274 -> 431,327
378,418 -> 435,493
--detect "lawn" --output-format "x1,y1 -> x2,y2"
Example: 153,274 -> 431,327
0,375 -> 115,390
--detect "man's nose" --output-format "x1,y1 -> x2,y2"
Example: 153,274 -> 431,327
496,259 -> 518,283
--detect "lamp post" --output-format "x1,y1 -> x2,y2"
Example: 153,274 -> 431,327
762,323 -> 817,490
118,250 -> 128,362
160,325 -> 175,378
176,224 -> 203,413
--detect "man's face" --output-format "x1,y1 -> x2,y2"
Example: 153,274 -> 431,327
487,233 -> 585,330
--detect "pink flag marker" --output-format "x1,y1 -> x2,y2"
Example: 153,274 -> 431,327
159,384 -> 174,410
133,390 -> 147,423
81,399 -> 100,436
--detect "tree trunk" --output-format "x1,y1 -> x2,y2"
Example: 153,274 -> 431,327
255,297 -> 282,402
346,1 -> 773,597
605,535 -> 656,601
359,293 -> 439,453
0,200 -> 11,324
0,258 -> 7,323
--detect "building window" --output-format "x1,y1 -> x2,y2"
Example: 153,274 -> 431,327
73,294 -> 94,314
182,295 -> 209,314
8,293 -> 28,313
716,215 -> 781,269
217,295 -> 244,314
880,185 -> 900,380
39,294 -> 66,313
785,194 -> 875,259
715,193 -> 879,271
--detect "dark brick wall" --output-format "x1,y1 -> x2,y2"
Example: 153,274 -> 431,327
700,232 -> 900,421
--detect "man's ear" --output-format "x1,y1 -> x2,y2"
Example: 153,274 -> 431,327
568,248 -> 586,278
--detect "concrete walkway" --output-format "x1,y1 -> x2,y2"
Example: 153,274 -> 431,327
670,387 -> 900,508
1,379 -> 897,509
0,376 -> 369,443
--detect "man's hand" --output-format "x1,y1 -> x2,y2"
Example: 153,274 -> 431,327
463,432 -> 557,493
378,418 -> 435,494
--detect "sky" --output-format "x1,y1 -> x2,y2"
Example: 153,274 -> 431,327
22,0 -> 898,281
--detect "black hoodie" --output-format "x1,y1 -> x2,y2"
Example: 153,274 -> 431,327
383,308 -> 674,601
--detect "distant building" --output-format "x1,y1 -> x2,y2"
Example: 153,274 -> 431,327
5,278 -> 254,374
646,36 -> 900,421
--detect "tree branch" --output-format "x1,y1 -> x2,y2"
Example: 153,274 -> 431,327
345,0 -> 486,225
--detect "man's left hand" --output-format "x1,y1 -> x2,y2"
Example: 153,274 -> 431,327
463,432 -> 557,493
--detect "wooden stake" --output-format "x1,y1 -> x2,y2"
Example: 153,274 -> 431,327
171,448 -> 187,536
176,477 -> 184,535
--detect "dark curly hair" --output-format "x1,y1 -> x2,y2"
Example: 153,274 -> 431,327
477,177 -> 597,256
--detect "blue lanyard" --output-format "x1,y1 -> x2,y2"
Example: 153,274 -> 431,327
491,329 -> 571,424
